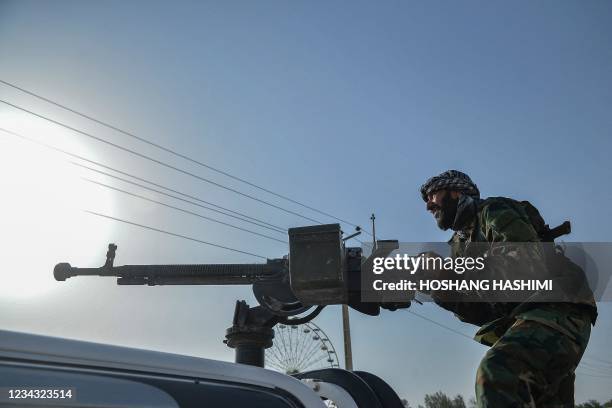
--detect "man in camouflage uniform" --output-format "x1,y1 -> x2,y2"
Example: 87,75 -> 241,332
419,170 -> 597,408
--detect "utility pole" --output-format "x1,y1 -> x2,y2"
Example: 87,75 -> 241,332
371,213 -> 377,250
342,214 -> 376,372
339,223 -> 365,372
341,213 -> 379,371
342,304 -> 353,371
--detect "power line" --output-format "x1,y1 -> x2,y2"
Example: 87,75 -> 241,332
84,210 -> 268,260
582,360 -> 612,370
2,125 -> 367,248
74,162 -> 286,234
584,355 -> 612,366
575,371 -> 612,379
406,307 -> 612,374
1,99 -> 326,224
0,80 -> 370,233
0,127 -> 287,234
85,178 -> 288,244
405,309 -> 474,341
1,127 -> 274,256
579,363 -> 612,376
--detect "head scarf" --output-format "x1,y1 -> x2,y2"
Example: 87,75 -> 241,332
420,170 -> 480,202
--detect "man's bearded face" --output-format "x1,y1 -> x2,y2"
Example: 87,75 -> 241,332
426,189 -> 459,230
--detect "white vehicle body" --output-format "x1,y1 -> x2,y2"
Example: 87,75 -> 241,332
0,329 -> 328,407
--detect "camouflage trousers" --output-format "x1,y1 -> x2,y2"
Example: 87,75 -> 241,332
475,308 -> 592,408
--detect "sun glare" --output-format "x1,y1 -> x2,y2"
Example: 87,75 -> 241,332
0,110 -> 115,299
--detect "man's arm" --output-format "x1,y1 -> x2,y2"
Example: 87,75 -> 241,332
432,200 -> 547,322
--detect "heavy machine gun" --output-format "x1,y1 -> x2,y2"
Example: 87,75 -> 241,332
54,224 -> 404,367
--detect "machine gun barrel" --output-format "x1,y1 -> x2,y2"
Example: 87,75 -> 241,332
52,224 -> 391,321
54,261 -> 285,286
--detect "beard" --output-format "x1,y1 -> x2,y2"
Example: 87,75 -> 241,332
433,193 -> 459,231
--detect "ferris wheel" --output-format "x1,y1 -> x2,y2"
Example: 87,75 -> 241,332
265,321 -> 340,375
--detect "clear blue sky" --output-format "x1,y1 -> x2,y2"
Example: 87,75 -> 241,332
1,1 -> 611,405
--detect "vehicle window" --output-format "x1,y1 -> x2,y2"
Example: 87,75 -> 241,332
0,364 -> 178,407
0,363 -> 303,408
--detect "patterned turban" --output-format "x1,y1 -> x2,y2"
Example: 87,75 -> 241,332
420,170 -> 480,202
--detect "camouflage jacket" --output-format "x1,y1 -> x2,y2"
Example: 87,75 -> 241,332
436,196 -> 597,346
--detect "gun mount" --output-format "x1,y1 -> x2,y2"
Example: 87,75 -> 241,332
54,223 -> 402,367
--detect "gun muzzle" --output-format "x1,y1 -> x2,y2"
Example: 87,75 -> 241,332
53,263 -> 73,281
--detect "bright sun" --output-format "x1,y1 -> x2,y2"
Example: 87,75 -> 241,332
0,109 -> 115,299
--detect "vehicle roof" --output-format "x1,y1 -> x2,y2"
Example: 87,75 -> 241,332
0,329 -> 325,407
